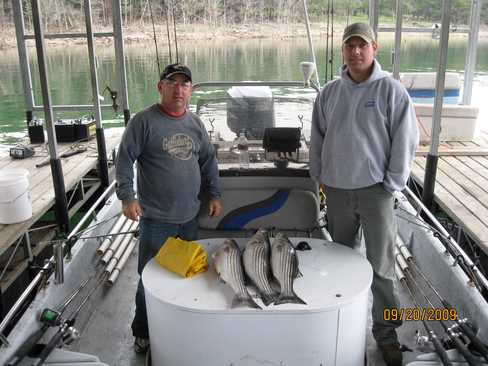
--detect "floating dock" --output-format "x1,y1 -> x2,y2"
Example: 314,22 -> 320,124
0,128 -> 123,294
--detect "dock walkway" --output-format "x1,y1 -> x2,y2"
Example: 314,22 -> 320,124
0,128 -> 123,290
412,130 -> 488,254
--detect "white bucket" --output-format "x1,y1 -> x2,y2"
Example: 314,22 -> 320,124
0,168 -> 32,224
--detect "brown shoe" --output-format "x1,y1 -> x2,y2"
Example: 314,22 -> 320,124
379,343 -> 402,366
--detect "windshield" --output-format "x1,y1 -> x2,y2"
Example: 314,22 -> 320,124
190,82 -> 316,166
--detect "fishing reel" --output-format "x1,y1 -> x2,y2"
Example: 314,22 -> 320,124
40,308 -> 62,327
61,326 -> 80,345
415,330 -> 433,352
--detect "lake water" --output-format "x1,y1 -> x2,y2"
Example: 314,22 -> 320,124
1,34 -> 488,148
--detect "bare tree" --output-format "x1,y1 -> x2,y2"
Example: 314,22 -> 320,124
2,0 -> 483,34
0,0 -> 4,28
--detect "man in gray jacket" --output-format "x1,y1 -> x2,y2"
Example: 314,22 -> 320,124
116,63 -> 221,353
310,23 -> 419,366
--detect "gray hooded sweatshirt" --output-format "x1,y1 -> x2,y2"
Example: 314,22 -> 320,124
310,60 -> 419,193
115,104 -> 220,223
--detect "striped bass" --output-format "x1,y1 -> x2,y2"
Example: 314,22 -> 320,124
243,229 -> 278,306
271,232 -> 307,305
212,239 -> 261,309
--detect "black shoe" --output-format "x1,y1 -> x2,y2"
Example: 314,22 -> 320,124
134,337 -> 150,354
378,343 -> 403,366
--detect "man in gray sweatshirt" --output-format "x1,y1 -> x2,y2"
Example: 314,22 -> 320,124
310,23 -> 419,366
116,63 -> 221,353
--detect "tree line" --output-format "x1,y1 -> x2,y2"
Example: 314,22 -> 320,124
0,0 -> 486,32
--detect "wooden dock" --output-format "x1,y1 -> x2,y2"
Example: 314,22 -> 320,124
412,130 -> 488,254
0,128 -> 123,291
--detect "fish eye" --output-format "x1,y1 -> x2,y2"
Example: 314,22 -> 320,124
296,241 -> 312,251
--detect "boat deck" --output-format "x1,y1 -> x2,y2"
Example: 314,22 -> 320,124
412,129 -> 488,255
0,128 -> 124,290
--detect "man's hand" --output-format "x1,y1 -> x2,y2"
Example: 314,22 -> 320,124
122,200 -> 143,221
208,198 -> 222,217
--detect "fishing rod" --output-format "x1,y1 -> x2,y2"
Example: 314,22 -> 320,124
69,212 -> 120,239
396,191 -> 488,293
323,0 -> 334,83
397,241 -> 488,362
171,0 -> 179,63
324,0 -> 330,83
0,182 -> 117,349
396,252 -> 484,366
165,0 -> 173,63
0,236 -> 24,284
345,0 -> 351,27
7,275 -> 93,366
148,0 -> 161,75
395,262 -> 453,366
430,231 -> 483,291
72,228 -> 139,242
31,271 -> 109,366
329,0 -> 334,82
404,185 -> 488,291
397,207 -> 488,294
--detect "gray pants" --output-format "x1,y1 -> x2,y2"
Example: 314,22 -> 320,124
325,183 -> 402,346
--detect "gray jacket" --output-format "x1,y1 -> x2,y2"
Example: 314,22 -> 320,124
116,104 -> 220,223
310,60 -> 419,192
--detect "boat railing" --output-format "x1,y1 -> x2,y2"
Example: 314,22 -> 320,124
0,181 -> 116,346
193,81 -> 309,90
403,186 -> 488,292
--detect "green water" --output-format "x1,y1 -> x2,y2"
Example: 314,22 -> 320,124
1,34 -> 488,146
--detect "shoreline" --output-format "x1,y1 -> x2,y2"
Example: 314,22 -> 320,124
0,23 -> 326,50
2,22 -> 487,51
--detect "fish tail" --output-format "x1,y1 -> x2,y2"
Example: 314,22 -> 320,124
274,291 -> 307,306
232,295 -> 262,309
260,293 -> 277,306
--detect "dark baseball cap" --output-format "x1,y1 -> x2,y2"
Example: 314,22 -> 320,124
160,63 -> 192,82
343,22 -> 375,43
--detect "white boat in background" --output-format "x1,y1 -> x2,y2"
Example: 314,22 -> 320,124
401,72 -> 461,104
398,72 -> 480,143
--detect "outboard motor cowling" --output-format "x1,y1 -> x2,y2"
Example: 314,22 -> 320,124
227,86 -> 275,140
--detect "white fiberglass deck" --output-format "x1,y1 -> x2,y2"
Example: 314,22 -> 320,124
143,238 -> 373,366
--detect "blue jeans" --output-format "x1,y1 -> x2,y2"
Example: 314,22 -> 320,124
131,216 -> 199,338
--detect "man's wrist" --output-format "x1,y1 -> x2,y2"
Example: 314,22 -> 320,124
122,197 -> 137,205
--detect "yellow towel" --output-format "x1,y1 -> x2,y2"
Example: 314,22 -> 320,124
155,237 -> 208,278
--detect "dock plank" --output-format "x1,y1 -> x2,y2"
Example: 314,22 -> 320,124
438,158 -> 488,209
456,156 -> 488,181
415,147 -> 488,156
472,156 -> 488,170
448,141 -> 466,148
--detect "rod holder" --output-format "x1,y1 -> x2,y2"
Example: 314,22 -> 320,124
53,243 -> 64,284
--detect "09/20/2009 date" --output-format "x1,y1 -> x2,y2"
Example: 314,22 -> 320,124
383,307 -> 457,321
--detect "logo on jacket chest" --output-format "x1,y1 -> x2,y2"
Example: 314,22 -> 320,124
364,100 -> 376,108
162,133 -> 194,160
